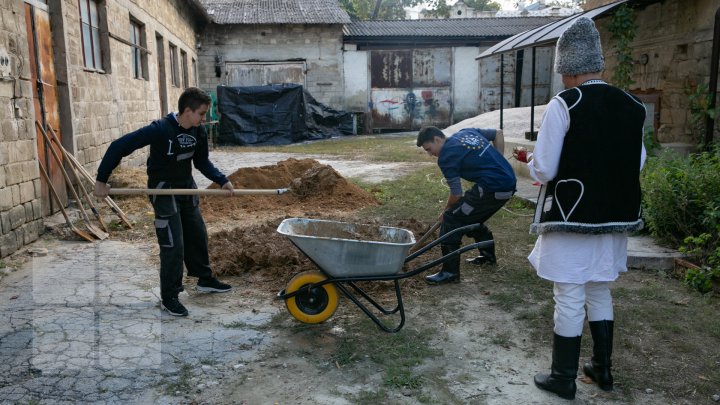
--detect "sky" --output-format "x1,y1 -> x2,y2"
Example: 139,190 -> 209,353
407,0 -> 521,13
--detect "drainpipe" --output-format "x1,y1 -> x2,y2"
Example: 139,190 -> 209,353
705,6 -> 720,149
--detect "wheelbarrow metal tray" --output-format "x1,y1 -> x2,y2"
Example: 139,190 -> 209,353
277,218 -> 416,277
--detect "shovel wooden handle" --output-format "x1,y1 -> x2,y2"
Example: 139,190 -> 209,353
107,188 -> 289,196
409,220 -> 441,253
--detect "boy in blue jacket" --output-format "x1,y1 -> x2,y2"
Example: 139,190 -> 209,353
95,87 -> 234,316
417,126 -> 516,284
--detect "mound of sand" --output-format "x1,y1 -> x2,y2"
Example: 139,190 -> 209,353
201,158 -> 379,222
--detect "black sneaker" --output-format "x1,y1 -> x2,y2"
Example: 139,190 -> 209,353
196,277 -> 232,293
161,297 -> 188,316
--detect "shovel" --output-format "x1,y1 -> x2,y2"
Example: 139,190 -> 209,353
408,220 -> 441,253
43,124 -> 109,232
36,123 -> 108,240
38,163 -> 94,242
44,124 -> 133,229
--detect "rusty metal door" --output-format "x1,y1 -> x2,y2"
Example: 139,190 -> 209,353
225,62 -> 306,87
25,0 -> 66,213
370,49 -> 452,131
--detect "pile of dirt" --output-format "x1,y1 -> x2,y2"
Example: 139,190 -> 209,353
201,158 -> 379,222
208,217 -> 439,293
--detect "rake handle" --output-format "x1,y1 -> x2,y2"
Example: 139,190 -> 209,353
107,188 -> 289,196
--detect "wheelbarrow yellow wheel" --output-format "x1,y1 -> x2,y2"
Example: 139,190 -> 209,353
285,271 -> 339,324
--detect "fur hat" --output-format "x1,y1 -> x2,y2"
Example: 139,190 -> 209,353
555,17 -> 605,75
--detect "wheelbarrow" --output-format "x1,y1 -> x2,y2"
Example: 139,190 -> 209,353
276,218 -> 493,333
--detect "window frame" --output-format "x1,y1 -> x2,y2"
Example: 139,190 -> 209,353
180,50 -> 188,88
78,0 -> 106,72
129,16 -> 148,80
169,43 -> 179,87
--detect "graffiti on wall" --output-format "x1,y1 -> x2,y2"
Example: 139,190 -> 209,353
371,88 -> 450,129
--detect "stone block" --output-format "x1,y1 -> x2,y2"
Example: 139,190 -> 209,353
5,163 -> 23,185
22,218 -> 42,244
0,82 -> 13,98
30,198 -> 42,220
0,210 -> 11,234
0,187 -> 12,211
0,230 -> 19,258
19,180 -> 35,203
1,119 -> 18,143
23,201 -> 32,222
9,204 -> 26,229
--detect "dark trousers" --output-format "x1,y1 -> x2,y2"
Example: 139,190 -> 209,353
441,185 -> 513,246
152,193 -> 213,300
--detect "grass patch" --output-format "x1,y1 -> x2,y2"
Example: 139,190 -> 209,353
333,317 -> 441,392
163,363 -> 193,395
356,166 -> 447,223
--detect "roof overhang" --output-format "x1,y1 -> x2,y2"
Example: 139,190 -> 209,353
186,0 -> 212,24
476,0 -> 627,60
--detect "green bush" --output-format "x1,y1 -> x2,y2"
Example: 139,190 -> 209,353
641,146 -> 720,248
642,146 -> 720,293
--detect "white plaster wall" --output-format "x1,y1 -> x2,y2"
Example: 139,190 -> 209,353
452,47 -> 481,123
343,50 -> 368,112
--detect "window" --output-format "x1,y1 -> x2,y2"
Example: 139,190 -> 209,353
169,43 -> 179,87
181,50 -> 188,88
129,17 -> 148,80
79,0 -> 104,71
191,58 -> 198,87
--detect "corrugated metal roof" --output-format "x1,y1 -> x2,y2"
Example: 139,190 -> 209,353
477,0 -> 626,58
200,0 -> 351,24
343,17 -> 561,39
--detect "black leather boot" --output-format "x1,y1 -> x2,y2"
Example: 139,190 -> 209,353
534,334 -> 582,400
425,244 -> 460,284
583,320 -> 614,391
466,243 -> 496,266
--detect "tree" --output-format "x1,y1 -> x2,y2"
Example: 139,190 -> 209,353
463,0 -> 502,11
339,0 -> 425,20
422,0 -> 501,19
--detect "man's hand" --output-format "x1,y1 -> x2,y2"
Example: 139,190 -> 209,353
512,146 -> 530,163
94,181 -> 110,198
221,181 -> 234,195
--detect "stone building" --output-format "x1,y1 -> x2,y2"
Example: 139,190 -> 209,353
196,0 -> 351,109
343,17 -> 559,132
587,0 -> 720,146
483,0 -> 719,147
0,0 -> 208,257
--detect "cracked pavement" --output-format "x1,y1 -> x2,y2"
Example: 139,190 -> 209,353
0,240 -> 275,404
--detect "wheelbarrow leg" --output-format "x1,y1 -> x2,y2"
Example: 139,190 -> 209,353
335,280 -> 405,333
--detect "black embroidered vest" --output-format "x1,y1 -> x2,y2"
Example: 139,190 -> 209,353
530,83 -> 646,235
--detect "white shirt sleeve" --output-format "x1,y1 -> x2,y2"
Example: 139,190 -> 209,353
528,97 -> 569,184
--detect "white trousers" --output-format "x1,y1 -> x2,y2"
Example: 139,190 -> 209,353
553,281 -> 614,337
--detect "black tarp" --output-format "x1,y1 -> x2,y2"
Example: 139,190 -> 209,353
216,84 -> 354,146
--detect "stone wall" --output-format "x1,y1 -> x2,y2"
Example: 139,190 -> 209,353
198,24 -> 345,109
62,0 -> 203,170
593,0 -> 718,144
0,1 -> 44,257
0,0 -> 204,257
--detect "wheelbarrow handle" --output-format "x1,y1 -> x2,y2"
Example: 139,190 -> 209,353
107,188 -> 289,196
